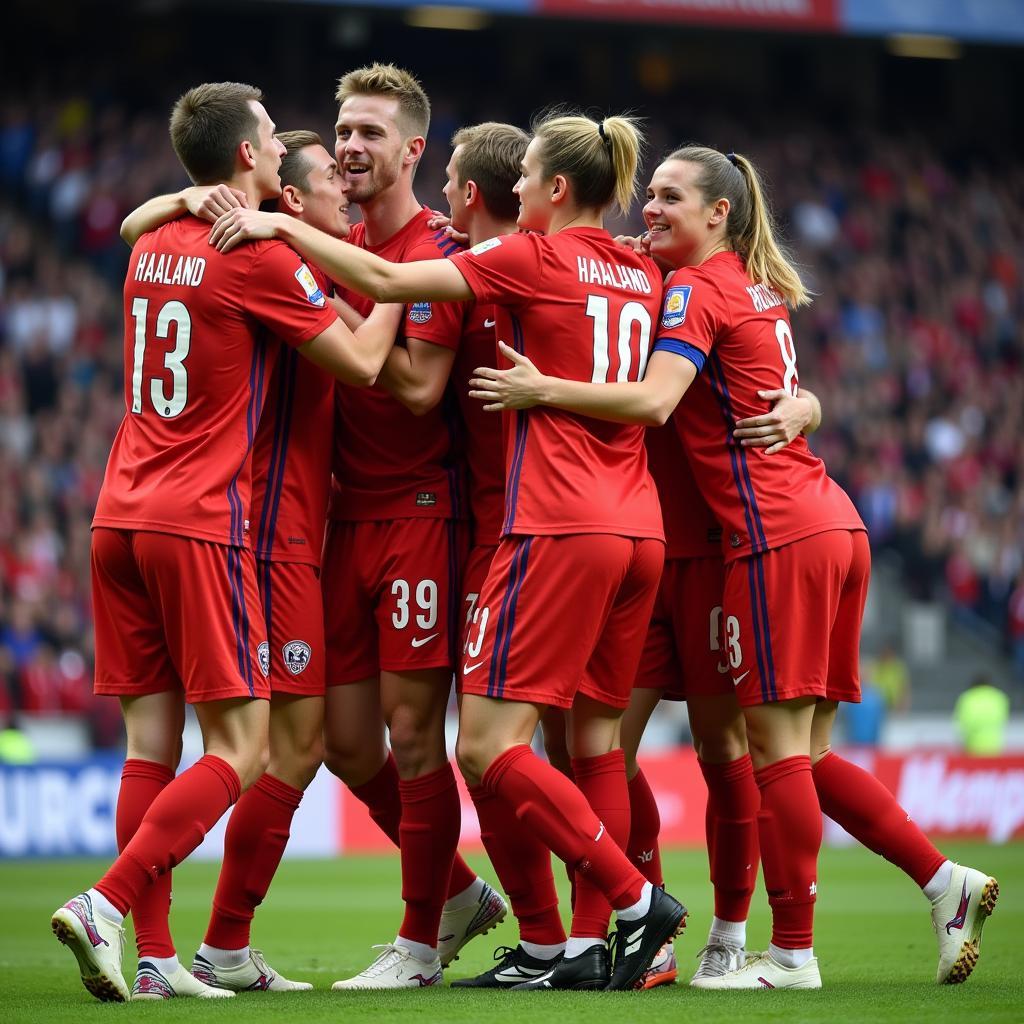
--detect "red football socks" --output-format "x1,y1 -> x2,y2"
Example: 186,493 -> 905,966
482,744 -> 645,910
97,754 -> 241,916
397,762 -> 462,946
204,773 -> 303,950
755,755 -> 820,949
813,751 -> 945,887
570,750 -> 631,938
627,768 -> 664,887
116,759 -> 175,957
350,753 -> 478,900
700,754 -> 760,923
470,785 -> 565,945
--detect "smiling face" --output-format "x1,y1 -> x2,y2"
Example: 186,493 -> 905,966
334,94 -> 409,206
513,137 -> 555,233
442,145 -> 469,232
290,144 -> 350,238
643,159 -> 721,269
250,101 -> 287,201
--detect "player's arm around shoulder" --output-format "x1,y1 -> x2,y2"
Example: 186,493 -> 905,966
300,300 -> 404,387
120,185 -> 247,246
378,337 -> 457,416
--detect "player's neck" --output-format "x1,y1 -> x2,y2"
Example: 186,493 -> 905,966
692,236 -> 733,267
223,171 -> 265,212
358,180 -> 423,246
468,213 -> 517,248
548,207 -> 603,235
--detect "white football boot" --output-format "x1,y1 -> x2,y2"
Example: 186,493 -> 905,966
191,947 -> 312,992
51,892 -> 130,1002
930,863 -> 999,984
331,944 -> 443,990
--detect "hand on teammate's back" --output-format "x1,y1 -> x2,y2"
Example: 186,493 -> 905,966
185,184 -> 248,223
209,208 -> 280,252
732,389 -> 814,454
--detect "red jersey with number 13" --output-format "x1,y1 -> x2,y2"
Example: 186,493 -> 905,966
654,251 -> 863,562
451,228 -> 663,541
93,217 -> 337,547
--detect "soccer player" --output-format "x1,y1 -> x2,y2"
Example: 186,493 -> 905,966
210,109 -> 690,993
120,129 -> 404,994
465,144 -> 1000,990
386,121 -> 572,988
50,83 -> 397,1003
318,64 -> 504,989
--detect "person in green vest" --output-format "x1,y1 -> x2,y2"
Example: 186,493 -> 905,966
953,675 -> 1010,755
0,722 -> 35,764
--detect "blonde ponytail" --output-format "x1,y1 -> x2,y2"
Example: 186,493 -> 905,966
666,145 -> 810,308
533,110 -> 645,218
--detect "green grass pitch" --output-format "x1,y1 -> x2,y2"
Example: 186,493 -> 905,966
3,842 -> 1020,1023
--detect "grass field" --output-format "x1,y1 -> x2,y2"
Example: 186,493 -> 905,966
3,842 -> 1020,1023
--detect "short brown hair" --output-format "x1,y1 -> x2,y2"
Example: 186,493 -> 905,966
276,130 -> 326,193
451,122 -> 530,222
169,82 -> 263,184
335,63 -> 430,139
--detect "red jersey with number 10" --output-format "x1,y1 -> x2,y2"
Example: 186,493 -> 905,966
451,228 -> 663,541
654,251 -> 863,562
93,217 -> 338,547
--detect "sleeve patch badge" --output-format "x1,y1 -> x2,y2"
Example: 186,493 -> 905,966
661,284 -> 692,330
470,236 -> 502,256
295,264 -> 326,307
409,301 -> 432,324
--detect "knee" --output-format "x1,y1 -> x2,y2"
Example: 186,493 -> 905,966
693,724 -> 748,764
269,734 -> 323,791
388,711 -> 444,777
455,734 -> 489,788
236,742 -> 270,791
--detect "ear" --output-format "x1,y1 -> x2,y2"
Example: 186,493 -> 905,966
238,138 -> 258,172
279,183 -> 303,215
464,179 -> 480,209
404,135 -> 426,167
708,196 -> 730,227
550,172 -> 569,206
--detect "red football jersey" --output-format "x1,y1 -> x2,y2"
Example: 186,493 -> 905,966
654,251 -> 863,561
93,217 -> 337,547
644,422 -> 720,560
330,208 -> 467,521
452,304 -> 504,547
251,262 -> 335,567
451,228 -> 663,540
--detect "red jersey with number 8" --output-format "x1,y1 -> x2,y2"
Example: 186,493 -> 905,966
451,228 -> 663,540
93,216 -> 338,547
654,251 -> 863,561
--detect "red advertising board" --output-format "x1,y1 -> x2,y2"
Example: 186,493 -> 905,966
537,0 -> 840,31
338,748 -> 1024,851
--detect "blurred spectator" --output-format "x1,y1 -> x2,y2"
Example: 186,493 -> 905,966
864,640 -> 911,712
841,683 -> 887,747
953,675 -> 1010,755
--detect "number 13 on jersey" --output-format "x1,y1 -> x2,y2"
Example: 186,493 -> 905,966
130,297 -> 192,418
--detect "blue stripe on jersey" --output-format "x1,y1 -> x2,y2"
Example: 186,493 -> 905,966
255,350 -> 291,557
226,546 -> 255,696
227,338 -> 268,546
442,242 -> 462,257
745,557 -> 772,704
652,337 -> 707,374
487,537 -> 532,699
704,353 -> 769,554
502,315 -> 529,535
258,557 -> 273,655
262,349 -> 298,561
751,552 -> 778,701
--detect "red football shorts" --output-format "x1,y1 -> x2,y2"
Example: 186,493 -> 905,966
634,556 -> 731,700
256,559 -> 325,696
460,544 -> 498,658
723,529 -> 870,707
460,534 -> 664,710
92,528 -> 270,703
322,518 -> 467,686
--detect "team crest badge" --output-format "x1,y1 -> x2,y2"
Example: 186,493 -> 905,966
282,640 -> 312,676
257,642 -> 271,678
294,264 -> 326,307
661,284 -> 692,330
409,301 -> 432,324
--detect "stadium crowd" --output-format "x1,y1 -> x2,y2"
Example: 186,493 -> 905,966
1,88 -> 1022,744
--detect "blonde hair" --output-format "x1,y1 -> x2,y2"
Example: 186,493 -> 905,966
666,145 -> 810,308
532,111 -> 644,218
335,63 -> 430,139
451,122 -> 530,221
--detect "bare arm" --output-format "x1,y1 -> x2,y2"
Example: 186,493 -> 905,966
297,300 -> 403,387
469,343 -> 697,427
379,339 -> 457,416
732,386 -> 823,454
121,185 -> 247,246
209,209 -> 473,304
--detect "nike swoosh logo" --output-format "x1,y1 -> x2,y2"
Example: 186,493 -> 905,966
484,318 -> 496,328
411,633 -> 439,648
463,661 -> 485,675
732,670 -> 751,685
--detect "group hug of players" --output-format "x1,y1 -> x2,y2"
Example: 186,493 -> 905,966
50,63 -> 999,1001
